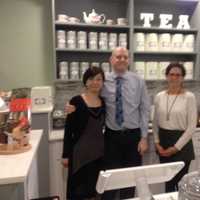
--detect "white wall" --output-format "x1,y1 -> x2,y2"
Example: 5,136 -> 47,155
0,0 -> 53,90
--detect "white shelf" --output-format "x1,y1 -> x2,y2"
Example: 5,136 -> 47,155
134,51 -> 197,55
134,26 -> 198,34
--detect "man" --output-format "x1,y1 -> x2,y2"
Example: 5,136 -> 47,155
101,47 -> 150,199
65,47 -> 150,199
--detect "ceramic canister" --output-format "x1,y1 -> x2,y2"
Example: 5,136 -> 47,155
91,62 -> 100,67
101,62 -> 111,76
145,33 -> 158,51
182,34 -> 195,52
77,31 -> 87,49
67,31 -> 76,49
80,62 -> 89,78
89,32 -> 98,50
135,33 -> 145,51
159,33 -> 171,52
145,62 -> 159,80
184,62 -> 194,80
171,34 -> 184,52
99,32 -> 108,50
159,62 -> 170,80
134,62 -> 146,79
70,62 -> 79,80
59,61 -> 68,80
108,33 -> 117,50
118,33 -> 128,48
57,30 -> 66,48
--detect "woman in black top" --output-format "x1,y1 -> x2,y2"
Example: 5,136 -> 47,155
62,67 -> 105,200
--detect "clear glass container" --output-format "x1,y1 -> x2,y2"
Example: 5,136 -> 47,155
178,158 -> 200,200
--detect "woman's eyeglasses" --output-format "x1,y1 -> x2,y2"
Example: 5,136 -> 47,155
168,73 -> 182,77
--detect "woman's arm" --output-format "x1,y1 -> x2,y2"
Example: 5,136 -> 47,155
174,93 -> 197,150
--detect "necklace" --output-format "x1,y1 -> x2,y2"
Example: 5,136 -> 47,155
166,91 -> 180,121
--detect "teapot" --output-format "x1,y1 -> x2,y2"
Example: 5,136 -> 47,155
83,9 -> 106,24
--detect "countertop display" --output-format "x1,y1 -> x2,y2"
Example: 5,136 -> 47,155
0,129 -> 43,185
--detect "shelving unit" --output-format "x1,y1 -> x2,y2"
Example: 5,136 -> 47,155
51,0 -> 200,82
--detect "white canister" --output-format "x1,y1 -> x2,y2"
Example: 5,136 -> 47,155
77,31 -> 87,49
134,33 -> 145,52
91,62 -> 100,67
171,34 -> 184,52
145,33 -> 158,51
146,62 -> 159,80
89,32 -> 98,50
119,33 -> 128,48
56,30 -> 66,48
159,62 -> 170,80
80,62 -> 89,78
59,61 -> 68,80
159,33 -> 171,52
108,33 -> 117,50
70,62 -> 79,80
101,62 -> 111,76
67,31 -> 76,49
182,34 -> 195,52
184,62 -> 194,80
99,32 -> 108,50
134,62 -> 146,79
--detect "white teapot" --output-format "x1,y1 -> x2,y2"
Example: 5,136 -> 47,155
83,9 -> 106,24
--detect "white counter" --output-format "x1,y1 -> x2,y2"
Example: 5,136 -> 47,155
129,192 -> 178,200
0,130 -> 43,200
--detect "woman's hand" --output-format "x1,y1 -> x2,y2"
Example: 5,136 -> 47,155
62,158 -> 69,168
160,146 -> 178,157
155,143 -> 165,155
65,103 -> 76,114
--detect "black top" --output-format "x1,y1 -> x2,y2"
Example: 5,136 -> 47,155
62,95 -> 106,158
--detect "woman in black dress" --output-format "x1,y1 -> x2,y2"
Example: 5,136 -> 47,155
62,66 -> 105,200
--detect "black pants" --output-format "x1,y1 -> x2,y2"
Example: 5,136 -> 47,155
102,127 -> 142,200
158,127 -> 194,193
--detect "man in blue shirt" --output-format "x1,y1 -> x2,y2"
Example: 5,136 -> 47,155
101,47 -> 150,199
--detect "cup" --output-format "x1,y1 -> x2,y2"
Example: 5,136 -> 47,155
106,19 -> 115,25
57,14 -> 68,22
117,18 -> 127,25
68,17 -> 80,24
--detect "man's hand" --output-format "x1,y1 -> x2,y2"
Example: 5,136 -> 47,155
65,103 -> 76,114
62,158 -> 69,168
138,137 -> 148,155
160,146 -> 178,157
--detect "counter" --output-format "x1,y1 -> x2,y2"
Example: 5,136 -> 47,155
0,130 -> 43,200
130,192 -> 178,200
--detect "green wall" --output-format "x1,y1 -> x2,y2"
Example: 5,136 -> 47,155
0,0 -> 53,90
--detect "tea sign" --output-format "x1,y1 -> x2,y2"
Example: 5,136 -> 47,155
140,13 -> 190,29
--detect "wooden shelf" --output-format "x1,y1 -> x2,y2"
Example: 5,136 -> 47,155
134,26 -> 198,34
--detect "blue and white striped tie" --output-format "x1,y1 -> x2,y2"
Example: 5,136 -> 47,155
115,77 -> 124,126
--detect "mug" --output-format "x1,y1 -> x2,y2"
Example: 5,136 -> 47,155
117,18 -> 127,25
106,19 -> 115,25
68,17 -> 80,24
57,14 -> 68,22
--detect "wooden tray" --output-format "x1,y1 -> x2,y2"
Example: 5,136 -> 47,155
0,143 -> 31,155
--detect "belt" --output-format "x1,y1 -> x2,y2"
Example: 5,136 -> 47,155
106,127 -> 140,134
